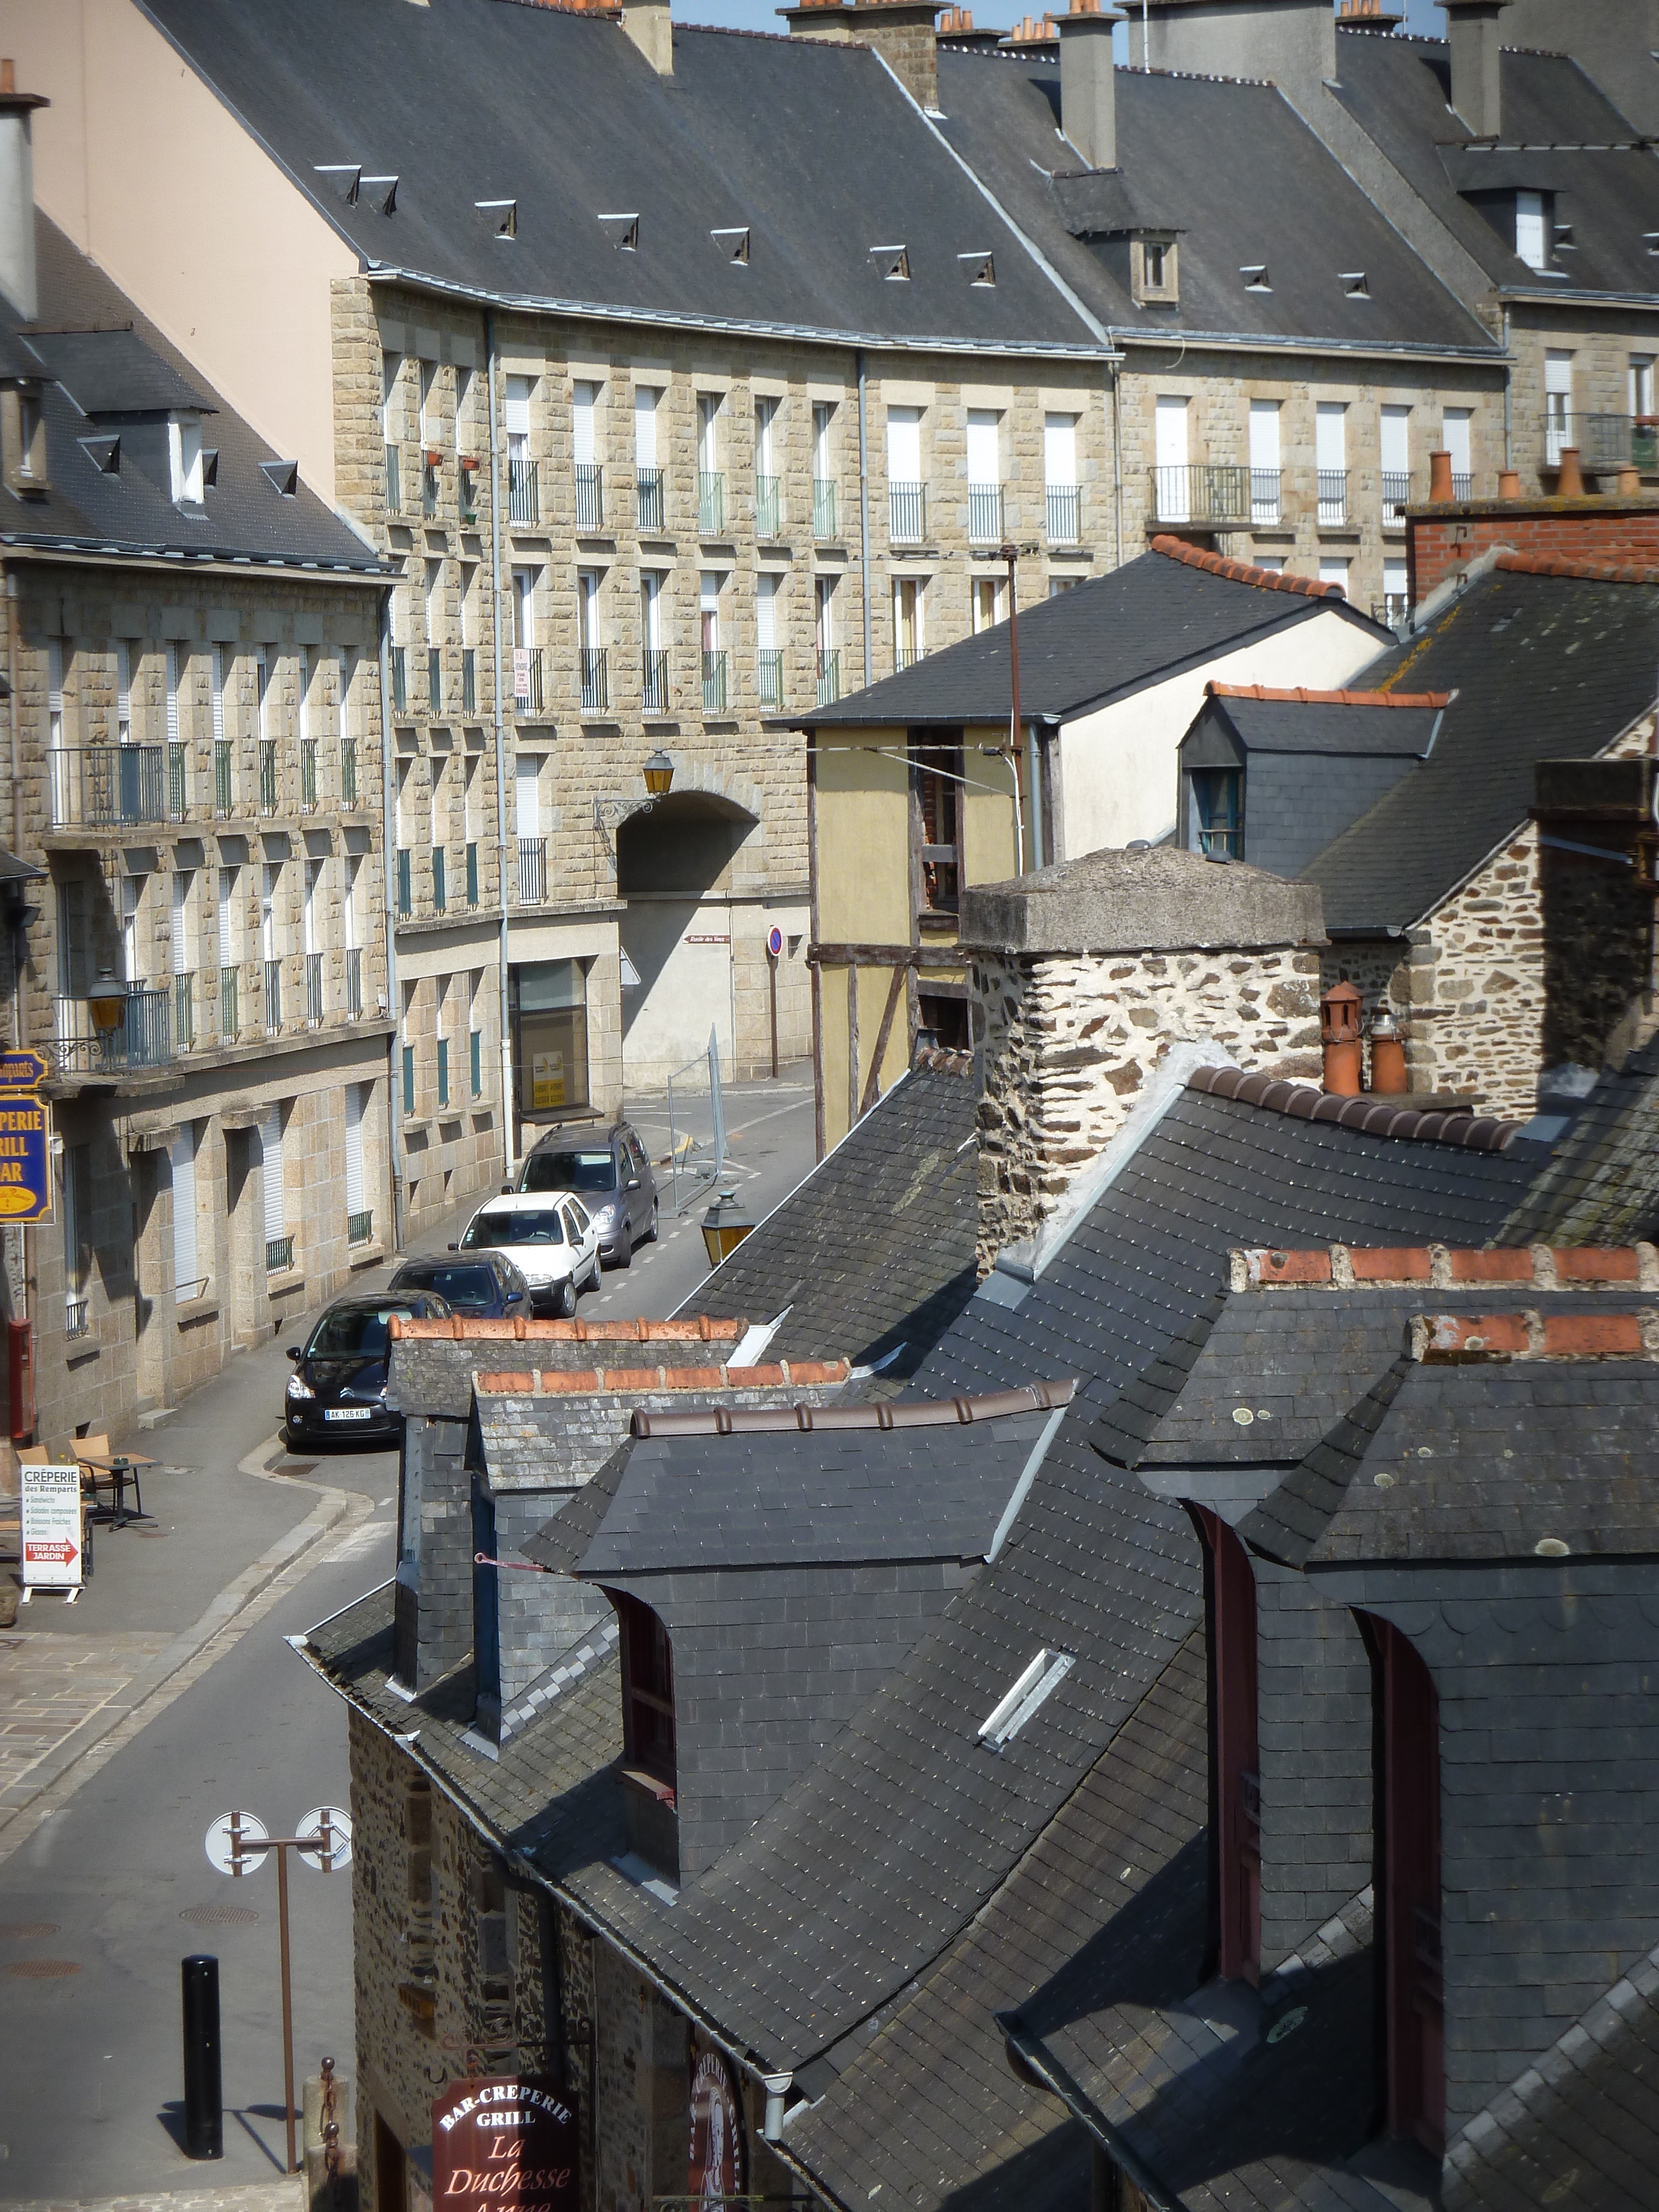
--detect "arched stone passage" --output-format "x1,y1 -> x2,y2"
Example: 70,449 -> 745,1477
616,789 -> 760,1086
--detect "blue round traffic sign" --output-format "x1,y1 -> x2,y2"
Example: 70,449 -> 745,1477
767,926 -> 784,958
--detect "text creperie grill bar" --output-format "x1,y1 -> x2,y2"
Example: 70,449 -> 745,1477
431,2080 -> 578,2212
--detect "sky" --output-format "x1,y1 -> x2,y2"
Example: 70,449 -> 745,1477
679,0 -> 1444,43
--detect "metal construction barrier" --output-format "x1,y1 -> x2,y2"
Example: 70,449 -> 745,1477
666,1025 -> 726,1215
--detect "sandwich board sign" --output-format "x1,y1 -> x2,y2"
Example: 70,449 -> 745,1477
20,1462 -> 83,1598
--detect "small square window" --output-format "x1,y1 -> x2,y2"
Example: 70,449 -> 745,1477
1133,236 -> 1180,306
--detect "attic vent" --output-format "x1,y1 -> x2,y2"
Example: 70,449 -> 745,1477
79,433 -> 119,475
476,199 -> 518,239
870,244 -> 911,282
201,447 -> 220,488
711,227 -> 750,265
599,212 -> 640,251
260,458 -> 300,497
314,164 -> 361,205
958,251 -> 996,286
1241,264 -> 1271,291
1647,233 -> 1659,255
1341,270 -> 1370,298
978,1647 -> 1075,1750
360,175 -> 399,215
1553,223 -> 1575,251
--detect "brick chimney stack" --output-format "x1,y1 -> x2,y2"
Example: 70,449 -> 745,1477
620,0 -> 675,74
1056,0 -> 1124,171
961,847 -> 1326,1264
1129,0 -> 1334,103
1441,0 -> 1512,138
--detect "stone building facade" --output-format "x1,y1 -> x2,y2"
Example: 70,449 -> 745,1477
16,560 -> 394,1442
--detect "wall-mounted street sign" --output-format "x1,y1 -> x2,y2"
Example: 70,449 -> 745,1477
0,1049 -> 48,1091
0,1091 -> 51,1222
20,1462 -> 82,1596
432,2079 -> 578,2212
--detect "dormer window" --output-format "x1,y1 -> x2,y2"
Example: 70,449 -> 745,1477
1515,189 -> 1548,272
169,415 -> 205,506
1133,235 -> 1179,306
616,1590 -> 676,1798
4,383 -> 48,494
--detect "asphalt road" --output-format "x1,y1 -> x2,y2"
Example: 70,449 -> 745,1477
0,1067 -> 813,2202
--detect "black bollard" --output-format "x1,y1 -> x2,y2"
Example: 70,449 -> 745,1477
181,1953 -> 223,2159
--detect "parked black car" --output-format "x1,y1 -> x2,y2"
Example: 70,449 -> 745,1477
283,1291 -> 450,1446
387,1254 -> 532,1318
516,1120 -> 659,1266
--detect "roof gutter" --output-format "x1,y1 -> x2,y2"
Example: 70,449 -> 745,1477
363,263 -> 1112,362
1104,326 -> 1504,365
1499,285 -> 1659,312
996,2011 -> 1189,2212
0,536 -> 393,581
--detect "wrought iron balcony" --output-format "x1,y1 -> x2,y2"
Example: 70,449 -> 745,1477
174,971 -> 195,1053
580,646 -> 608,717
636,467 -> 665,533
53,985 -> 173,1073
169,741 -> 189,820
1382,470 -> 1413,521
1149,463 -> 1251,528
300,741 -> 319,812
1579,414 -> 1658,476
968,483 -> 1003,546
698,471 -> 726,536
306,950 -> 324,1026
513,647 -> 544,715
889,481 -> 927,545
215,740 -> 234,817
701,649 -> 728,714
1317,469 -> 1349,527
575,462 -> 604,532
1046,484 -> 1079,545
422,457 -> 439,519
50,745 -> 173,830
755,474 -> 781,538
346,946 -> 363,1019
643,649 -> 670,717
347,1207 -> 374,1246
266,1233 -> 295,1274
220,964 -> 239,1041
518,836 -> 547,905
264,956 -> 283,1035
341,738 -> 358,810
812,477 -> 837,540
1250,468 -> 1281,526
816,648 -> 840,707
509,455 -> 539,525
259,739 -> 279,815
758,649 -> 782,708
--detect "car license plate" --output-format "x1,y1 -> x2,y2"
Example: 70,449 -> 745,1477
325,1407 -> 373,1422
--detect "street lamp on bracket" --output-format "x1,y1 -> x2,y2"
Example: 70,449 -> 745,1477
593,748 -> 675,859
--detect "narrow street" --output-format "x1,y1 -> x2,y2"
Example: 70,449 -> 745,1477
0,1072 -> 812,2204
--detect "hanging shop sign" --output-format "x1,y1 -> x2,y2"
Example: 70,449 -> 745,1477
0,1091 -> 50,1221
431,2079 -> 578,2212
0,1050 -> 48,1091
688,2047 -> 746,2211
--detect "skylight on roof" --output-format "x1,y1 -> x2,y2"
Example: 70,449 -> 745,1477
476,199 -> 518,239
870,245 -> 911,282
958,251 -> 996,286
712,227 -> 750,265
978,1648 -> 1075,1750
1341,270 -> 1370,298
599,213 -> 640,252
361,175 -> 398,215
1241,264 -> 1271,292
314,164 -> 361,206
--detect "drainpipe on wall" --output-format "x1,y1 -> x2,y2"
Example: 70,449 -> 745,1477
486,307 -> 514,1176
857,350 -> 873,688
378,607 -> 408,1255
4,561 -> 26,1341
1501,304 -> 1512,474
1109,358 -> 1123,572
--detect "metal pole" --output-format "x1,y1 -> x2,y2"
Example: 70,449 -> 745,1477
181,1953 -> 223,2160
768,953 -> 779,1079
276,1843 -> 297,2176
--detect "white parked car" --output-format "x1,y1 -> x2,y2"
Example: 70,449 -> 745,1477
452,1193 -> 601,1317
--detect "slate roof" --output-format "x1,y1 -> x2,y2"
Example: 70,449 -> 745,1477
933,48 -> 1498,352
0,215 -> 385,573
142,0 -> 1099,354
1207,692 -> 1442,759
1333,29 -> 1659,301
794,543 -> 1379,732
1301,562 -> 1659,933
676,1052 -> 979,1380
1499,1033 -> 1659,1247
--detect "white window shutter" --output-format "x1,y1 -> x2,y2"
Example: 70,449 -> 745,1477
505,375 -> 531,438
172,1125 -> 197,1295
166,645 -> 180,743
634,387 -> 657,468
345,1084 -> 366,1218
171,873 -> 190,975
1044,413 -> 1076,488
756,575 -> 777,653
573,382 -> 597,466
261,1109 -> 285,1244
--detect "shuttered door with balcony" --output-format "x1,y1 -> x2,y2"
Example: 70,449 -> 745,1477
345,1081 -> 368,1244
261,1108 -> 287,1271
1381,405 -> 1411,518
1249,400 -> 1281,524
1316,403 -> 1347,523
1044,413 -> 1077,541
172,1124 -> 197,1298
1154,397 -> 1189,521
886,407 -> 923,542
966,411 -> 1000,544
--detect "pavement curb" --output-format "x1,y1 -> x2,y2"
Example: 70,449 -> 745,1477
0,2182 -> 305,2212
0,1442 -> 372,1866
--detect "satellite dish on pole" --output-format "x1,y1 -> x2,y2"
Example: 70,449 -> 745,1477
205,1810 -> 269,1878
295,1807 -> 353,1872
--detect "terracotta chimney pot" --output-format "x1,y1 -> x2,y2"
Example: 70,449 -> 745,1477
1555,446 -> 1585,498
1618,465 -> 1642,495
1427,449 -> 1455,503
1321,975 -> 1364,1098
1498,468 -> 1521,499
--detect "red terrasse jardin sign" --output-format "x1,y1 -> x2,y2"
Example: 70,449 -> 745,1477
432,2079 -> 578,2212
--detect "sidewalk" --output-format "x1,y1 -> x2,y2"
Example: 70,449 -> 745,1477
1,2184 -> 301,2212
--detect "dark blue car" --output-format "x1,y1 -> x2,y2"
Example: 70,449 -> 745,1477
283,1291 -> 450,1447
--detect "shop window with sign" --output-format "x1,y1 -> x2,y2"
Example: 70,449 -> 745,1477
689,2042 -> 747,2208
509,959 -> 589,1119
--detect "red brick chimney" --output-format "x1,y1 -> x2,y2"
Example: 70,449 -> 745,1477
1321,975 -> 1364,1097
1407,484 -> 1659,607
